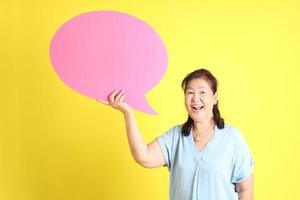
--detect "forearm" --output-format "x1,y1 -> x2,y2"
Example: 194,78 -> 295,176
236,175 -> 253,200
123,110 -> 148,163
238,190 -> 253,200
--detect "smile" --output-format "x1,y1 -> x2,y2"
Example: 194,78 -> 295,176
191,105 -> 204,111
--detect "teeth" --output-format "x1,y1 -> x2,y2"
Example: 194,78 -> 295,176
193,106 -> 203,110
192,106 -> 203,110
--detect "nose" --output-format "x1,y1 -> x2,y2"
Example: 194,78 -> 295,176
191,93 -> 200,102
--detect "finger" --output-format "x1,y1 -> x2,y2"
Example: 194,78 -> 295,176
108,89 -> 119,104
119,93 -> 125,103
96,99 -> 108,105
116,92 -> 125,104
115,90 -> 125,103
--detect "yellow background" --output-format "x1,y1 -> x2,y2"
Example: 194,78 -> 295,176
1,0 -> 300,199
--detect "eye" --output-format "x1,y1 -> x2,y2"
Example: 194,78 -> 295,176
186,91 -> 194,95
200,91 -> 206,94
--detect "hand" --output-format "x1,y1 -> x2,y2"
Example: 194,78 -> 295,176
101,89 -> 131,114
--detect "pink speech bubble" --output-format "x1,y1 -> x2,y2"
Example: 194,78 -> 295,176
50,11 -> 168,114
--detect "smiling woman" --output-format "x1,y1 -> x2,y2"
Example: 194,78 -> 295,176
102,68 -> 254,200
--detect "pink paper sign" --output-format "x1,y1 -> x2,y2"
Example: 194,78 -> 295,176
50,11 -> 168,114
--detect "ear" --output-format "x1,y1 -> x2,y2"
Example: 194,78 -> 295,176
214,92 -> 218,105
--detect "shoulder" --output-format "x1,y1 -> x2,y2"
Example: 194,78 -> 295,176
156,124 -> 183,150
164,124 -> 182,137
157,124 -> 182,139
169,124 -> 182,132
218,124 -> 246,144
220,124 -> 242,136
221,124 -> 251,154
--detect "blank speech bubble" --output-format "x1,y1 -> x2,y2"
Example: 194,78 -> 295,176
50,11 -> 168,114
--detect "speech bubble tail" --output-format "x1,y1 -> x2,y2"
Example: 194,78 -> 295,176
132,96 -> 157,115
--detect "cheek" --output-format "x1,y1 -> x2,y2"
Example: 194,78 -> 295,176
184,96 -> 189,103
184,97 -> 190,109
203,97 -> 215,108
184,99 -> 189,108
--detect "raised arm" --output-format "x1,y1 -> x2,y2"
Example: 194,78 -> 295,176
100,89 -> 166,168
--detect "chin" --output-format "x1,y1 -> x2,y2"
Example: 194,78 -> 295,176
189,114 -> 205,122
191,111 -> 213,120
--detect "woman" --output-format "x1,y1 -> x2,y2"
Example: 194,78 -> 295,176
104,68 -> 254,200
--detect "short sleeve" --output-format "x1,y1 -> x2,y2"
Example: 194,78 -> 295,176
156,126 -> 178,171
231,128 -> 255,183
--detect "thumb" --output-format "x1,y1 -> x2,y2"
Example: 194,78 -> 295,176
96,99 -> 109,105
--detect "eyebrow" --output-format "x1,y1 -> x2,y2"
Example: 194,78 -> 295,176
186,86 -> 207,90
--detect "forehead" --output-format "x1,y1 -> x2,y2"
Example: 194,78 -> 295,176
186,78 -> 212,89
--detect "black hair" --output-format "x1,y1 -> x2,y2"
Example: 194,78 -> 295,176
181,68 -> 225,136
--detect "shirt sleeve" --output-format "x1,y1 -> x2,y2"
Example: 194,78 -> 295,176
231,128 -> 255,183
156,125 -> 178,171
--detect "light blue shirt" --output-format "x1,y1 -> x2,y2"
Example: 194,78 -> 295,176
156,124 -> 254,200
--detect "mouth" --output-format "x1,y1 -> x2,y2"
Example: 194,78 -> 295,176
191,105 -> 204,111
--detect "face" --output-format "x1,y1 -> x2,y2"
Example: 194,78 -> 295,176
184,78 -> 218,123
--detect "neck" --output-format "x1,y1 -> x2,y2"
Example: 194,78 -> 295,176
193,118 -> 215,135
